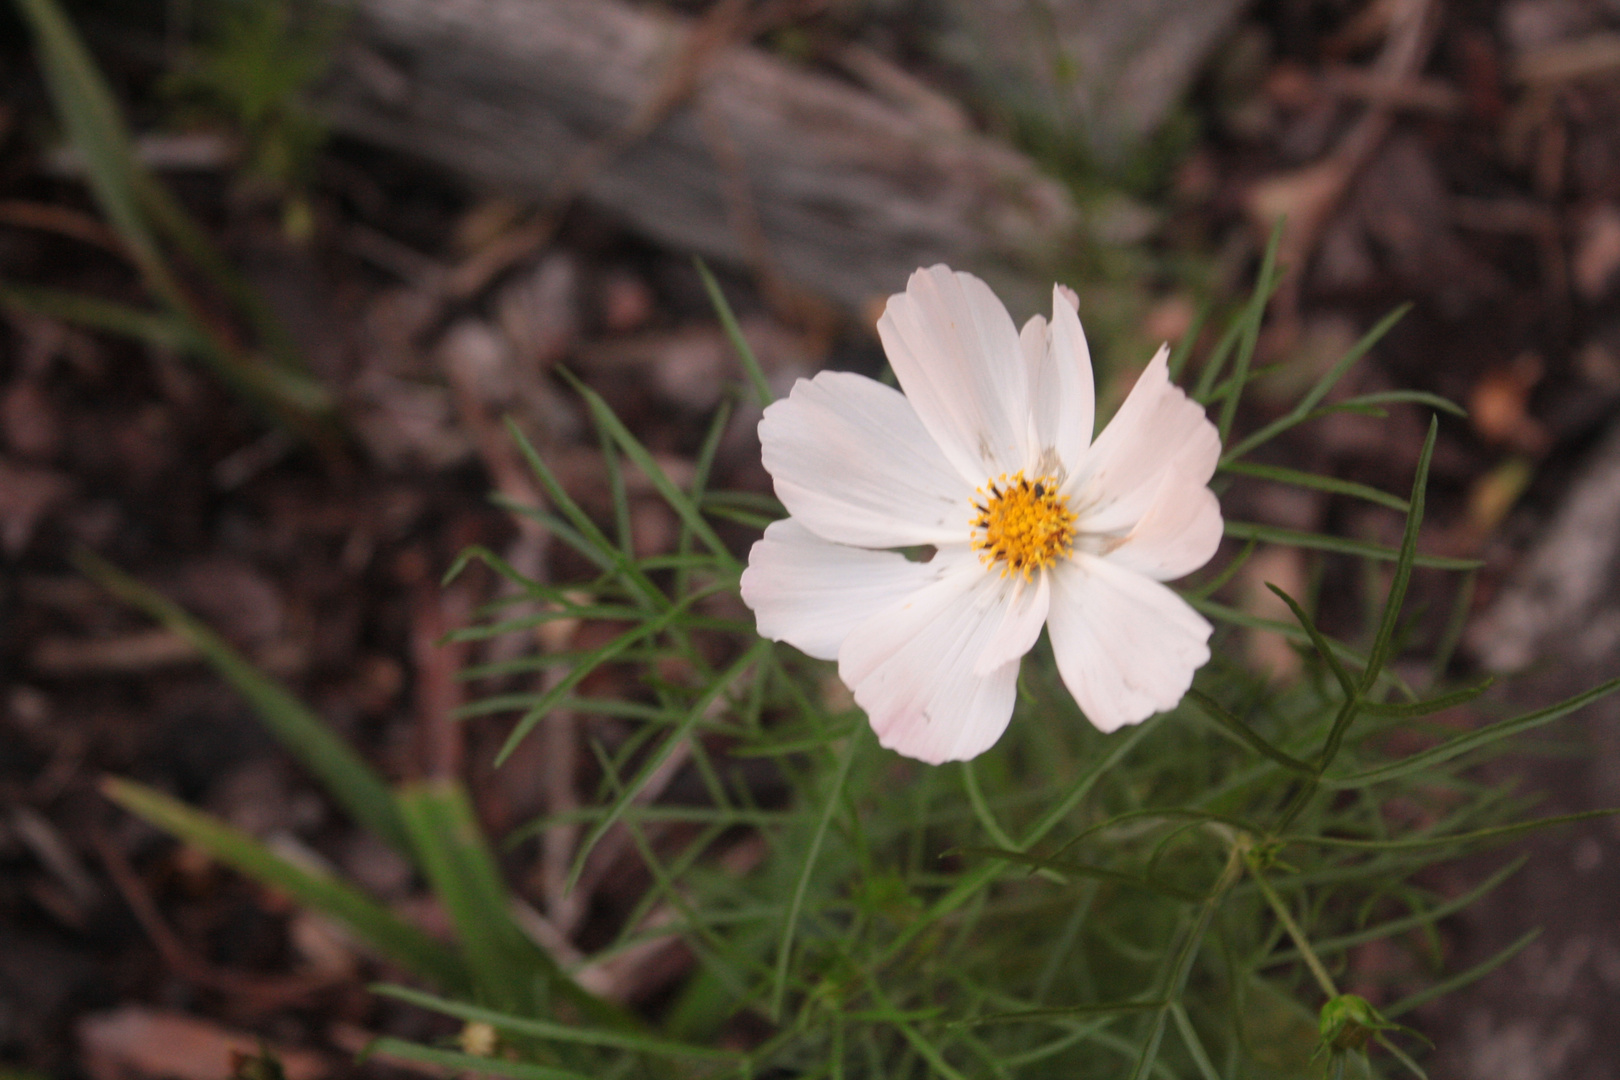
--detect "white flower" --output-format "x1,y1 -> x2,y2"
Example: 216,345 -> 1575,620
740,266 -> 1223,764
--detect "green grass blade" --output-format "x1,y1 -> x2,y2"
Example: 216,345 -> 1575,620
1184,690 -> 1316,776
13,0 -> 160,270
1166,300 -> 1210,384
396,780 -> 537,1011
1216,223 -> 1281,444
372,985 -> 740,1061
1283,808 -> 1620,850
360,1039 -> 596,1080
502,419 -> 669,610
1336,389 -> 1465,415
772,729 -> 860,1020
958,1001 -> 1164,1026
1192,599 -> 1387,681
395,780 -> 626,1026
1192,308 -> 1247,402
491,586 -> 724,765
103,778 -> 465,989
1359,679 -> 1491,718
956,847 -> 1208,903
1358,418 -> 1436,695
1325,676 -> 1620,788
1220,461 -> 1409,512
1170,1002 -> 1221,1080
1221,521 -> 1479,570
13,0 -> 330,423
78,551 -> 410,853
0,283 -> 201,351
1382,928 -> 1540,1019
1221,304 -> 1411,463
1260,856 -> 1524,965
695,258 -> 773,407
1262,585 -> 1357,701
566,640 -> 768,893
572,379 -> 738,569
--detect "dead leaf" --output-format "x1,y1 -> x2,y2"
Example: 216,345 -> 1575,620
1469,353 -> 1549,452
0,457 -> 74,555
79,1007 -> 329,1080
1573,203 -> 1620,300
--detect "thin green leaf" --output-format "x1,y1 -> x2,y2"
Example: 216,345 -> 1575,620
0,284 -> 200,351
1359,679 -> 1491,718
1261,856 -> 1524,965
1128,868 -> 1235,1080
695,258 -> 773,407
491,585 -> 725,764
78,551 -> 409,853
372,984 -> 738,1061
572,379 -> 738,569
1216,223 -> 1281,443
1165,300 -> 1209,384
395,780 -> 628,1025
566,640 -> 768,893
1185,690 -> 1316,776
1283,808 -> 1620,850
1186,536 -> 1257,601
1221,460 -> 1410,512
1263,584 -> 1357,702
772,730 -> 861,1019
1358,418 -> 1436,695
14,0 -> 329,423
103,778 -> 465,989
862,975 -> 972,1080
1221,304 -> 1411,463
1383,928 -> 1541,1018
1170,1002 -> 1222,1080
13,0 -> 160,270
957,1000 -> 1165,1026
956,846 -> 1208,903
1327,677 -> 1620,788
1192,307 -> 1247,401
1338,389 -> 1465,415
360,1038 -> 596,1080
503,418 -> 669,610
1222,520 -> 1479,570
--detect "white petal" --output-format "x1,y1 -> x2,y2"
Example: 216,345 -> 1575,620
1047,555 -> 1212,733
1066,346 -> 1220,535
877,266 -> 1032,484
838,547 -> 1021,763
740,519 -> 942,661
1030,285 -> 1095,479
974,569 -> 1050,676
1103,467 -> 1223,581
760,370 -> 974,548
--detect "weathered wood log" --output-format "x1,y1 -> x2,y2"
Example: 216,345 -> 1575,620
314,0 -> 1079,311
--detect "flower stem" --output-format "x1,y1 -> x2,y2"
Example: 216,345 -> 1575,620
1246,850 -> 1338,1000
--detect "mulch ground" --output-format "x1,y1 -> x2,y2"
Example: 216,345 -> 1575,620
4,0 -> 1620,1076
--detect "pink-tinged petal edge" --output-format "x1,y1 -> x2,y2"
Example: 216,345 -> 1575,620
1046,554 -> 1212,733
1103,468 -> 1223,582
1065,346 -> 1220,537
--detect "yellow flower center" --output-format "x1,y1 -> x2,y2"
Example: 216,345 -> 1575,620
970,471 -> 1077,579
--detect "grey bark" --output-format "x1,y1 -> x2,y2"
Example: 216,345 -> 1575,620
314,0 -> 1079,311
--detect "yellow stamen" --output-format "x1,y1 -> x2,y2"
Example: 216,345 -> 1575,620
969,471 -> 1077,580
